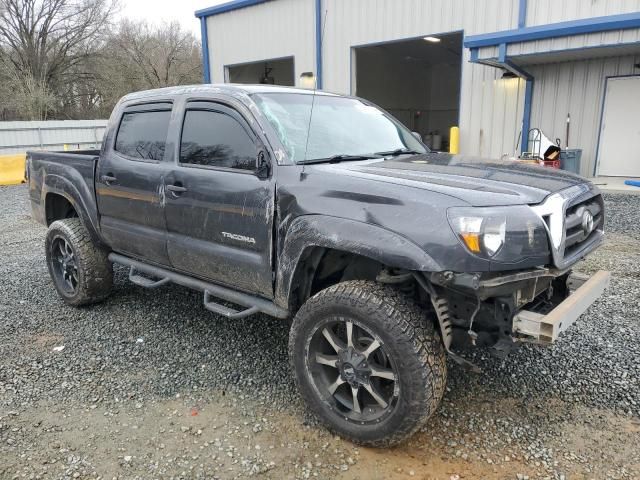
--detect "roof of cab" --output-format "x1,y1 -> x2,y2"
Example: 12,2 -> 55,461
120,83 -> 339,102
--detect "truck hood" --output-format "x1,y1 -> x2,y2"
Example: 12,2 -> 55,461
313,153 -> 588,206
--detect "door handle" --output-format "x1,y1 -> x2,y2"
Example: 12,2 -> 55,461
101,174 -> 117,185
166,184 -> 187,195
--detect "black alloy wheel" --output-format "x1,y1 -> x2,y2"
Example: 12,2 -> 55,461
307,316 -> 399,424
50,235 -> 79,295
289,281 -> 447,446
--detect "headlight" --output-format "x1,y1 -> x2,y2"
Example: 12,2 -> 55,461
447,206 -> 550,262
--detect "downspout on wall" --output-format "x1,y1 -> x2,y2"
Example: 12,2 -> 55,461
200,17 -> 211,83
518,0 -> 527,29
517,0 -> 530,153
467,41 -> 534,156
496,43 -> 534,155
315,0 -> 323,89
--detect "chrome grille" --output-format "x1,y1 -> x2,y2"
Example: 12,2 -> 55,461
563,194 -> 604,258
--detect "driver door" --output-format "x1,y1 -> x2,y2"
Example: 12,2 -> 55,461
164,100 -> 275,297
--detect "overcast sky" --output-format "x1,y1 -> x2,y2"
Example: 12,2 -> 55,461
121,0 -> 227,35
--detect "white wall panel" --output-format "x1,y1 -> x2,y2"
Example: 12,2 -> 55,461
528,55 -> 640,176
206,0 -> 315,86
526,0 -> 640,26
321,0 -> 520,160
508,28 -> 640,56
203,0 -> 640,172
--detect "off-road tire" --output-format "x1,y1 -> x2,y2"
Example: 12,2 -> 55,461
289,280 -> 447,447
45,218 -> 113,306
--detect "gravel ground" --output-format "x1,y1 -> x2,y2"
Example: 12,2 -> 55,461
1,184 -> 639,480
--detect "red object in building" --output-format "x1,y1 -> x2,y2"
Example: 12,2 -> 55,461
543,159 -> 561,169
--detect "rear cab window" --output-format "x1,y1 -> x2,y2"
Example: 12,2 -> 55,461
114,103 -> 172,161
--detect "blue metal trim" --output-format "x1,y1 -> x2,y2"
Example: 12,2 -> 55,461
521,79 -> 533,153
195,0 -> 270,18
315,0 -> 323,89
468,41 -> 533,154
472,40 -> 640,65
504,60 -> 532,80
200,17 -> 211,83
498,43 -> 507,62
464,12 -> 640,48
518,0 -> 527,28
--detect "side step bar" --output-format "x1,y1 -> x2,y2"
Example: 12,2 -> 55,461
108,253 -> 288,320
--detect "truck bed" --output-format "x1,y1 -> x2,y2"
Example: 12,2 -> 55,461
27,149 -> 101,228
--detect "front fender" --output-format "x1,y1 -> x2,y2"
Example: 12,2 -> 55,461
274,215 -> 441,307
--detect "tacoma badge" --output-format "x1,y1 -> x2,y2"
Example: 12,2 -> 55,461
222,232 -> 256,244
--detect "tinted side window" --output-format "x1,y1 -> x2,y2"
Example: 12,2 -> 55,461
115,110 -> 171,161
180,109 -> 256,171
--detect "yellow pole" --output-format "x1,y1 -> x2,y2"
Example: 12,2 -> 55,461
449,126 -> 460,154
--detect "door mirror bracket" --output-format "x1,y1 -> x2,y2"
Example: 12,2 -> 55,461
256,150 -> 270,179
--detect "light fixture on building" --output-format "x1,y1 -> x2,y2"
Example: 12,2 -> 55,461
423,36 -> 441,43
502,71 -> 518,79
300,71 -> 316,89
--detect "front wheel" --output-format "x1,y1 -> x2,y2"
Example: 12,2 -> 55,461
289,280 -> 447,447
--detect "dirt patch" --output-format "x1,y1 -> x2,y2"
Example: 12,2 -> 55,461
2,393 -> 637,479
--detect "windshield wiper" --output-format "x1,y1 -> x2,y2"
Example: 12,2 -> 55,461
297,154 -> 382,165
375,148 -> 423,157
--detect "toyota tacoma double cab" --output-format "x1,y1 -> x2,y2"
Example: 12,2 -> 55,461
27,84 -> 609,446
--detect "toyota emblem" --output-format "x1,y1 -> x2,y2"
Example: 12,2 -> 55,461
581,210 -> 594,236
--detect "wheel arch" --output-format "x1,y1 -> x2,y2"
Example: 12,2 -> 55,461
45,192 -> 78,225
41,174 -> 103,246
275,215 -> 441,311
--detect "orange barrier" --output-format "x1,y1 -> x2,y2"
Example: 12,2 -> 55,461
0,154 -> 26,186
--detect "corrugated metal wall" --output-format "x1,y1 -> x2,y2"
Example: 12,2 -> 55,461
508,28 -> 640,56
0,120 -> 107,155
203,0 -> 640,175
526,0 -> 640,26
528,55 -> 640,176
206,0 -> 315,85
321,0 -> 523,160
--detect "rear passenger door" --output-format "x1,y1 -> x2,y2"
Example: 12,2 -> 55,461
164,100 -> 275,297
96,102 -> 173,266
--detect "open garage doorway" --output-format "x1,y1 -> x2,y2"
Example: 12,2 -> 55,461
225,56 -> 295,86
353,32 -> 462,151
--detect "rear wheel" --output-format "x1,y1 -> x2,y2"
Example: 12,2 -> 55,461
45,218 -> 113,306
289,280 -> 447,447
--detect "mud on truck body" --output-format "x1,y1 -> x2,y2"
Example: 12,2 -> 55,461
27,85 -> 609,446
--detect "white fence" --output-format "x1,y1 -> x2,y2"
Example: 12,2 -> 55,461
0,120 -> 108,155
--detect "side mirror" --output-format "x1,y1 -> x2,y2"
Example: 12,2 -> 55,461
256,150 -> 270,179
411,131 -> 422,141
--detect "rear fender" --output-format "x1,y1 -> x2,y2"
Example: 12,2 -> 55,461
42,173 -> 103,246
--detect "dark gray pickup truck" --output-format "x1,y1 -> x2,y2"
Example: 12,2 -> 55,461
27,84 -> 609,446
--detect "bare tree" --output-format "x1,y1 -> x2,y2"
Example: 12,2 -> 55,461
0,0 -> 118,119
106,19 -> 202,89
84,19 -> 201,117
0,3 -> 201,120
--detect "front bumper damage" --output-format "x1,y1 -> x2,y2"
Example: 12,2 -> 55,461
426,267 -> 611,351
512,270 -> 610,344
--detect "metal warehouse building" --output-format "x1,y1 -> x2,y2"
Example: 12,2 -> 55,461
195,0 -> 640,178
